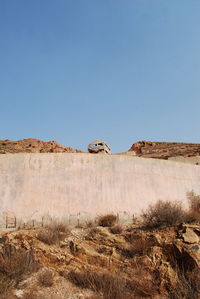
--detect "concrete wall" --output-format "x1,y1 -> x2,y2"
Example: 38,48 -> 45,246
168,156 -> 200,165
0,153 -> 200,224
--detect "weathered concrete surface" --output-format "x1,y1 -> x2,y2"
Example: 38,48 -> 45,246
0,153 -> 200,222
168,156 -> 200,165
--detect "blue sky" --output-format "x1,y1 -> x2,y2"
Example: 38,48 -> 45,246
0,0 -> 200,153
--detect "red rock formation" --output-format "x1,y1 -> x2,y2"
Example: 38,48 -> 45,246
128,141 -> 200,159
0,138 -> 84,154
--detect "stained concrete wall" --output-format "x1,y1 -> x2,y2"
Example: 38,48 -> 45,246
168,156 -> 200,165
0,153 -> 200,224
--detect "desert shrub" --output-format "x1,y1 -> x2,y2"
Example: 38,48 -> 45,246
0,273 -> 14,295
185,211 -> 200,223
97,214 -> 117,227
124,231 -> 141,243
0,245 -> 38,295
119,245 -> 136,259
109,225 -> 123,234
168,269 -> 200,299
186,191 -> 200,223
38,269 -> 54,287
85,227 -> 101,241
37,222 -> 68,245
119,239 -> 148,259
142,200 -> 187,229
51,222 -> 69,233
0,245 -> 38,282
85,220 -> 96,228
187,191 -> 200,213
37,228 -> 59,245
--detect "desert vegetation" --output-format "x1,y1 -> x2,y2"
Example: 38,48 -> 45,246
0,245 -> 38,296
97,214 -> 117,227
141,200 -> 187,229
37,221 -> 68,245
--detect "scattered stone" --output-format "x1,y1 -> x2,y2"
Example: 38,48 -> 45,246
182,228 -> 199,244
14,289 -> 24,298
190,244 -> 200,251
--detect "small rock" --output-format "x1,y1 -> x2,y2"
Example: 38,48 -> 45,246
190,244 -> 200,251
0,236 -> 6,243
182,228 -> 199,244
14,289 -> 24,298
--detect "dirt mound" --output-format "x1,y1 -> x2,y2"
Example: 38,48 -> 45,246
128,141 -> 200,159
0,138 -> 85,154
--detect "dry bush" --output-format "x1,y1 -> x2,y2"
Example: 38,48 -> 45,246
0,245 -> 38,282
38,269 -> 54,287
187,191 -> 200,213
37,228 -> 59,245
50,222 -> 69,233
0,273 -> 14,295
186,191 -> 200,223
124,231 -> 141,243
85,220 -> 96,228
97,214 -> 117,227
0,245 -> 38,296
119,245 -> 136,259
168,269 -> 200,299
142,200 -> 187,229
164,242 -> 200,298
118,239 -> 148,259
109,225 -> 123,234
37,222 -> 68,245
85,227 -> 101,240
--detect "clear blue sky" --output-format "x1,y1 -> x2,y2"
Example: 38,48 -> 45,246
0,1 -> 200,153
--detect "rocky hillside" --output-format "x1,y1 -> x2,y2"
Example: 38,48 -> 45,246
0,220 -> 199,299
0,139 -> 84,154
128,141 -> 200,159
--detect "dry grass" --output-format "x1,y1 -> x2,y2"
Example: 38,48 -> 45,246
119,239 -> 148,259
38,269 -> 54,287
142,200 -> 187,229
67,269 -> 158,298
68,270 -> 129,299
168,269 -> 200,299
0,273 -> 14,295
97,214 -> 117,227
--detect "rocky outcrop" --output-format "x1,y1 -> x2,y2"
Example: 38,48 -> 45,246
0,223 -> 199,298
0,138 -> 84,154
128,140 -> 200,159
